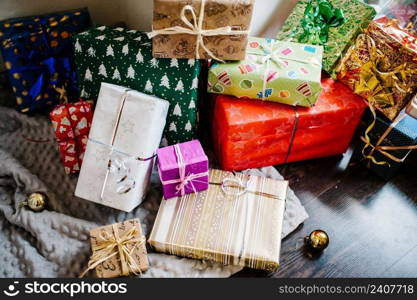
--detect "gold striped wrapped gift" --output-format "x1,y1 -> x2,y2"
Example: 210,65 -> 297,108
148,169 -> 288,272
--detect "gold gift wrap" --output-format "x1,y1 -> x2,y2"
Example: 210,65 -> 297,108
148,169 -> 288,271
337,18 -> 417,121
149,0 -> 254,60
84,219 -> 149,278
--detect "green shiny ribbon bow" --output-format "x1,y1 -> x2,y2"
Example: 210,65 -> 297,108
297,0 -> 346,45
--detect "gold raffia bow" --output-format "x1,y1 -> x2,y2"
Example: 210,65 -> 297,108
341,33 -> 416,112
79,224 -> 145,278
361,106 -> 417,166
147,0 -> 248,61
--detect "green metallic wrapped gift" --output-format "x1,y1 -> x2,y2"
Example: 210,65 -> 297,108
73,26 -> 202,145
207,37 -> 323,107
276,0 -> 376,75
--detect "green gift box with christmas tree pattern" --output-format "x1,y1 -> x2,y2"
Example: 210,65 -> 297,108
276,0 -> 376,75
73,26 -> 201,145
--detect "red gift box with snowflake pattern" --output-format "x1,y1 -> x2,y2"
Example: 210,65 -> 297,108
212,78 -> 367,171
50,101 -> 93,174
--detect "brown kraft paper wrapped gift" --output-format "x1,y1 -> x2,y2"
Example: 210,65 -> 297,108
82,219 -> 149,278
149,0 -> 254,60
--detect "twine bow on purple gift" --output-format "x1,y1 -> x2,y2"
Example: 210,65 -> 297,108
161,144 -> 208,197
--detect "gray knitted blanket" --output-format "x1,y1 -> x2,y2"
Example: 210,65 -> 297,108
0,106 -> 308,278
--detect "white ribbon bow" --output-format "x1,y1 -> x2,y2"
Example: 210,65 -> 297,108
147,0 -> 249,61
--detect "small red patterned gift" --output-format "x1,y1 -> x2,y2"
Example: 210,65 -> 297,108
50,101 -> 93,174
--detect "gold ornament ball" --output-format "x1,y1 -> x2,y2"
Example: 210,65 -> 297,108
27,192 -> 47,212
305,230 -> 329,251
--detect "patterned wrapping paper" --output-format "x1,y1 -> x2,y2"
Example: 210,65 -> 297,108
148,169 -> 288,272
354,110 -> 417,180
88,219 -> 149,278
337,18 -> 417,121
212,78 -> 367,171
150,0 -> 254,60
75,83 -> 169,212
50,101 -> 93,174
157,140 -> 209,199
73,26 -> 201,145
377,0 -> 417,28
0,8 -> 91,113
207,37 -> 323,107
276,0 -> 376,75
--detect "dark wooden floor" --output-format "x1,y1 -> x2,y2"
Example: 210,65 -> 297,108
234,150 -> 417,277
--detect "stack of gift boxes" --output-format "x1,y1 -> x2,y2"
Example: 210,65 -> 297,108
1,0 -> 417,277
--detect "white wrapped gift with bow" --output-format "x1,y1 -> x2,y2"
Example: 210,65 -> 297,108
75,82 -> 169,212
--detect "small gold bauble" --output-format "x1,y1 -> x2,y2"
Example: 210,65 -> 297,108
25,192 -> 47,212
305,230 -> 329,251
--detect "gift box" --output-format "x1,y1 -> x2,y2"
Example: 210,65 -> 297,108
337,18 -> 417,121
50,100 -> 93,174
149,169 -> 288,272
81,219 -> 148,278
157,140 -> 209,199
148,0 -> 254,60
207,37 -> 323,107
73,26 -> 201,145
276,0 -> 375,75
354,109 -> 417,180
75,83 -> 169,212
378,0 -> 417,28
212,78 -> 367,171
0,8 -> 91,113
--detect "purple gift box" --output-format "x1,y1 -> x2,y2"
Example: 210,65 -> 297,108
157,140 -> 209,199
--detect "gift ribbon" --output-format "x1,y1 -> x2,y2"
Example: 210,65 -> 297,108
6,18 -> 79,107
297,0 -> 346,46
284,108 -> 300,164
338,31 -> 417,115
209,175 -> 284,200
80,223 -> 146,277
248,40 -> 321,102
147,0 -> 248,61
90,91 -> 156,198
361,107 -> 417,166
159,144 -> 208,197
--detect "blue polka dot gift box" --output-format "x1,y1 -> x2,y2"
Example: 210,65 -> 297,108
0,8 -> 91,113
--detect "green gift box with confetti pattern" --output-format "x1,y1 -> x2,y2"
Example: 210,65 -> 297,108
276,0 -> 376,75
208,37 -> 323,107
73,26 -> 202,145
